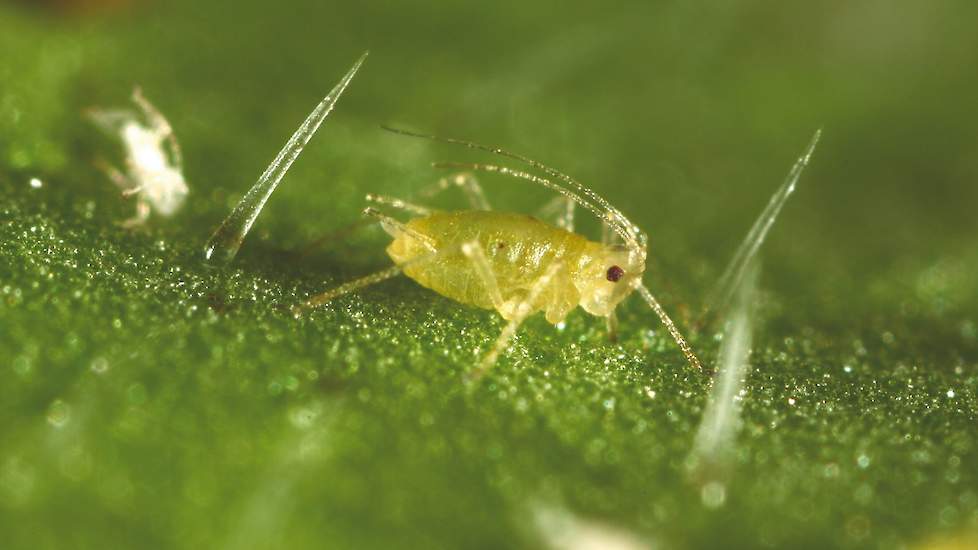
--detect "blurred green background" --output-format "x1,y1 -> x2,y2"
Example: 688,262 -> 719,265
1,1 -> 976,548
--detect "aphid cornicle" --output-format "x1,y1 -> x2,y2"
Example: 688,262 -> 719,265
296,128 -> 704,379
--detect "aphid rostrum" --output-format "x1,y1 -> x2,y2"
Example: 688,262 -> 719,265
87,86 -> 188,227
294,128 -> 705,379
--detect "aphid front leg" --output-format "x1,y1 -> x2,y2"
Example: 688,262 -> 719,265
468,261 -> 565,381
599,217 -> 621,342
416,172 -> 491,210
605,311 -> 619,343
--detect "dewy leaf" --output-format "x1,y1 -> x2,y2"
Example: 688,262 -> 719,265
203,51 -> 368,265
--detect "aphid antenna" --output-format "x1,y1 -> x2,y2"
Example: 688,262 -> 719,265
203,51 -> 368,265
636,283 -> 704,374
381,125 -> 644,249
432,160 -> 641,253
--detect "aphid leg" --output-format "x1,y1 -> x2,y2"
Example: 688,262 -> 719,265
94,158 -> 137,193
469,261 -> 564,381
599,218 -> 622,342
131,86 -> 169,132
120,201 -> 152,228
365,193 -> 432,216
293,264 -> 404,316
605,312 -> 619,343
417,172 -> 491,210
535,196 -> 576,232
131,86 -> 184,168
461,241 -> 504,308
294,238 -> 457,315
362,207 -> 437,252
636,283 -> 707,375
295,193 -> 426,259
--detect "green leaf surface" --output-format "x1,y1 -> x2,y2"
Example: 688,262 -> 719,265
1,2 -> 976,548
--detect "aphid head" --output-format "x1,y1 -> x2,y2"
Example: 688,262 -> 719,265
574,243 -> 645,317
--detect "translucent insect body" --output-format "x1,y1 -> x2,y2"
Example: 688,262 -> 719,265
87,87 -> 188,227
296,128 -> 704,379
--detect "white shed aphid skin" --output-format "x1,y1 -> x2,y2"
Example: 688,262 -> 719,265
86,87 -> 188,227
294,127 -> 705,380
203,51 -> 368,265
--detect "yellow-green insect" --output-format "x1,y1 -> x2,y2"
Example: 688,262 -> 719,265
295,128 -> 703,379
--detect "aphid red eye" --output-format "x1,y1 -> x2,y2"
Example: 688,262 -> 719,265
606,265 -> 625,282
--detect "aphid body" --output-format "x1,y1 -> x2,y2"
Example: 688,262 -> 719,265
297,129 -> 704,379
87,87 -> 188,227
388,210 -> 642,324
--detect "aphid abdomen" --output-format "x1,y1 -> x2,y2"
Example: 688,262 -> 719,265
387,211 -> 585,321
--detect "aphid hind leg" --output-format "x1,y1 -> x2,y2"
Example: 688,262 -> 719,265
469,261 -> 564,381
293,264 -> 404,315
362,207 -> 436,251
294,237 -> 463,315
417,172 -> 491,210
298,172 -> 480,258
295,195 -> 431,259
